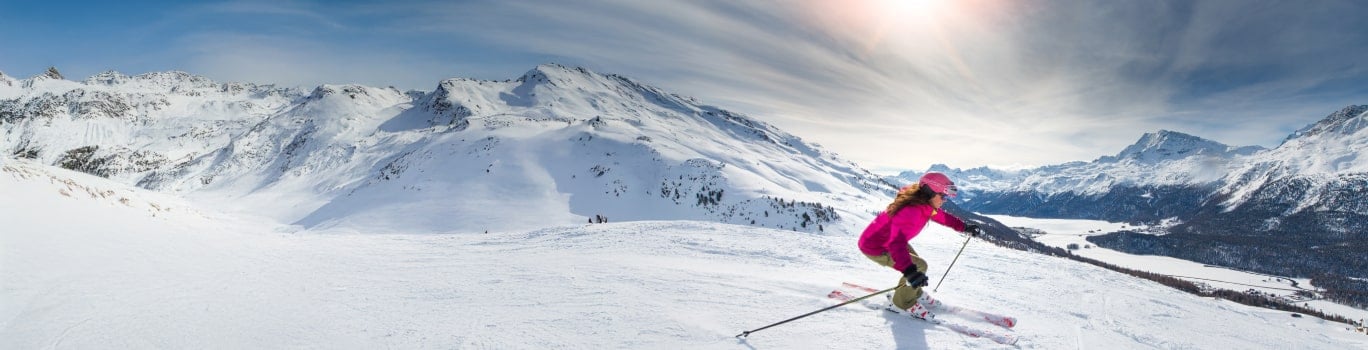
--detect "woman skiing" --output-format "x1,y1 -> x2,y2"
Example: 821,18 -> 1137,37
858,172 -> 979,319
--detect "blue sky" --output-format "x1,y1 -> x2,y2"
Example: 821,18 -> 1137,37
3,0 -> 1367,173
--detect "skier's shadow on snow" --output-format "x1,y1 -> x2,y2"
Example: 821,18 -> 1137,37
881,312 -> 930,349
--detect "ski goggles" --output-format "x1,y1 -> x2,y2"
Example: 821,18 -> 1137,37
939,185 -> 958,198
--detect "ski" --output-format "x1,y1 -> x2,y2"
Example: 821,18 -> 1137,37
826,283 -> 889,310
832,282 -> 1016,328
828,282 -> 1019,345
917,293 -> 1017,329
922,317 -> 1019,345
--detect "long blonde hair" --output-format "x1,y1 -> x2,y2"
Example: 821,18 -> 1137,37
886,183 -> 937,216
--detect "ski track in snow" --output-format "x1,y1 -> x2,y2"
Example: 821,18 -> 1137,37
3,161 -> 1367,349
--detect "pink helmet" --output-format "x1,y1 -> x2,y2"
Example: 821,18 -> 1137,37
919,172 -> 958,197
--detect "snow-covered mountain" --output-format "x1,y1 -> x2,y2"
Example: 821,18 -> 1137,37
889,130 -> 1256,223
893,130 -> 1263,198
1213,105 -> 1368,213
1,68 -> 302,184
1,64 -> 893,234
1176,105 -> 1368,252
1102,129 -> 1265,164
5,158 -> 1365,348
0,71 -> 14,87
890,106 -> 1368,280
890,110 -> 1366,227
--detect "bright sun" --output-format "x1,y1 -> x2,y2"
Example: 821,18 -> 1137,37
858,0 -> 956,49
804,0 -> 977,55
878,0 -> 948,16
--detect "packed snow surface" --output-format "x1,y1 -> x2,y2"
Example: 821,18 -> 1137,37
4,159 -> 1365,349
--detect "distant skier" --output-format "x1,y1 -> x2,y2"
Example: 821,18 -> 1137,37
858,172 -> 979,320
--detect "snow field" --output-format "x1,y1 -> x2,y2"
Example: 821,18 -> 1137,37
3,161 -> 1366,349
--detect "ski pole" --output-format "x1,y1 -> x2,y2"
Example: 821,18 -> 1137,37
933,234 -> 972,292
735,285 -> 897,339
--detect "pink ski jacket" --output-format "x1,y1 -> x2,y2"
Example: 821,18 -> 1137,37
858,204 -> 967,272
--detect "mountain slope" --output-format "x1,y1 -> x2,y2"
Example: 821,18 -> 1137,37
0,64 -> 893,234
1129,105 -> 1368,279
3,158 -> 1363,349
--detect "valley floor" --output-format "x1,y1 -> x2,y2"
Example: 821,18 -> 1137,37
989,214 -> 1368,324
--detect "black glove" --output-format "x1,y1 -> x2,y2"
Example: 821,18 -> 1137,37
964,224 -> 982,237
902,265 -> 929,288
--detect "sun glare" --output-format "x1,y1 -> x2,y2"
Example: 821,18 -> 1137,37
803,0 -> 986,57
857,0 -> 956,51
878,0 -> 948,17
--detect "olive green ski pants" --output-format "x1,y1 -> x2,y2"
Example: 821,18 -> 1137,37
864,246 -> 929,311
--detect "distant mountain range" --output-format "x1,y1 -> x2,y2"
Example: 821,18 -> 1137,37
0,65 -> 894,234
890,106 -> 1368,280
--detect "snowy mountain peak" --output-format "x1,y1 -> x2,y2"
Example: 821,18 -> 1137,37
1102,129 -> 1252,163
84,70 -> 131,86
515,63 -> 650,106
305,84 -> 398,102
41,66 -> 64,80
72,70 -> 251,96
926,163 -> 954,173
519,62 -> 597,84
419,76 -> 513,127
888,164 -> 1027,196
420,63 -> 632,129
128,71 -> 220,93
1286,104 -> 1368,141
295,84 -> 411,130
17,67 -> 77,90
916,164 -> 1025,182
1239,104 -> 1368,177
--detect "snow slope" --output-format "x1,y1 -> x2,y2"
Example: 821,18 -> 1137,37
1,65 -> 890,235
4,159 -> 1364,349
1215,105 -> 1368,210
